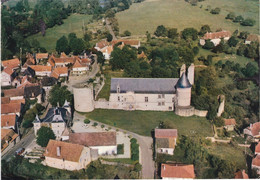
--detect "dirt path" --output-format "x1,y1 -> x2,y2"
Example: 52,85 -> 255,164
106,18 -> 117,40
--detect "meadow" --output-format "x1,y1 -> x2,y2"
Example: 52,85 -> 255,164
26,14 -> 92,52
116,0 -> 259,35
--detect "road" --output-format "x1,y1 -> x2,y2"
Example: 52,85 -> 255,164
106,18 -> 117,40
2,129 -> 35,161
74,112 -> 155,179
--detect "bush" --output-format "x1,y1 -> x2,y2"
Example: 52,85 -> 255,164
210,7 -> 221,14
84,119 -> 90,124
101,124 -> 105,128
117,144 -> 124,154
93,122 -> 98,127
123,30 -> 131,36
130,138 -> 139,161
241,18 -> 256,26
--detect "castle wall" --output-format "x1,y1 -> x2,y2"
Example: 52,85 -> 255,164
194,109 -> 208,117
74,87 -> 94,112
177,88 -> 191,107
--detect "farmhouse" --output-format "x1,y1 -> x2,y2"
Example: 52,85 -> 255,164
69,132 -> 117,155
243,122 -> 260,140
1,114 -> 17,130
155,128 -> 177,155
252,155 -> 260,175
29,65 -> 52,77
1,67 -> 15,87
44,140 -> 92,171
161,163 -> 195,179
224,118 -> 236,131
200,30 -> 231,46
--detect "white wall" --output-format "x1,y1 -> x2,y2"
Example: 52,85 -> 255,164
36,71 -> 52,77
51,122 -> 66,139
157,148 -> 174,155
1,72 -> 12,86
90,145 -> 117,155
177,88 -> 191,107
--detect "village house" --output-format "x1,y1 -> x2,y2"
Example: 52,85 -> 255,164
35,53 -> 49,64
245,34 -> 260,44
48,54 -> 76,68
51,67 -> 69,80
71,59 -> 90,75
3,88 -> 24,100
44,139 -> 92,171
111,39 -> 141,49
28,65 -> 52,77
33,102 -> 71,139
243,122 -> 260,141
21,54 -> 35,72
1,103 -> 23,116
1,97 -> 26,105
1,128 -> 20,156
224,118 -> 236,131
199,30 -> 231,46
155,129 -> 178,155
17,76 -> 38,89
1,58 -> 20,69
161,163 -> 195,179
100,45 -> 113,60
69,132 -> 117,155
255,143 -> 260,155
24,85 -> 43,103
1,67 -> 15,87
252,155 -> 260,175
234,170 -> 249,179
40,77 -> 57,91
1,114 -> 18,130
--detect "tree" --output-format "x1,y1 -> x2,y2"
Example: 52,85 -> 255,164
69,38 -> 85,55
36,126 -> 56,147
227,36 -> 239,47
210,7 -> 221,14
199,25 -> 211,36
238,31 -> 249,39
225,12 -> 235,20
181,28 -> 198,40
243,62 -> 258,77
167,28 -> 178,39
48,85 -> 73,107
84,32 -> 92,41
233,15 -> 244,23
193,46 -> 199,55
154,25 -> 167,37
241,18 -> 256,26
96,51 -> 105,65
123,30 -> 131,36
56,35 -> 70,54
202,40 -> 214,49
106,33 -> 113,42
213,117 -> 224,127
237,44 -> 247,56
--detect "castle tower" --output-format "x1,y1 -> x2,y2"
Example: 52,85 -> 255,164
73,85 -> 94,112
187,63 -> 195,85
176,73 -> 192,107
63,99 -> 71,114
180,64 -> 186,77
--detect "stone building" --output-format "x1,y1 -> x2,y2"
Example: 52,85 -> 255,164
161,163 -> 195,179
155,129 -> 178,155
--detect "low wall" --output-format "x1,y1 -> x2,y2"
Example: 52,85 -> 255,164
194,109 -> 208,117
95,99 -> 109,109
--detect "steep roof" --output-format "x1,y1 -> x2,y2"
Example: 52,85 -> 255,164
202,30 -> 231,40
69,132 -> 117,146
155,129 -> 178,138
255,143 -> 260,154
111,78 -> 179,94
44,140 -> 84,162
2,67 -> 14,75
36,53 -> 48,59
224,118 -> 236,126
161,163 -> 195,178
252,154 -> 260,167
51,67 -> 68,79
100,45 -> 113,55
96,39 -> 110,49
72,59 -> 84,68
1,114 -> 16,128
2,58 -> 20,68
60,52 -> 68,58
36,107 -> 69,123
29,65 -> 52,72
3,88 -> 24,97
1,103 -> 22,114
234,170 -> 249,179
176,73 -> 192,88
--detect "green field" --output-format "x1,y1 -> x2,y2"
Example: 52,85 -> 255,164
116,0 -> 259,35
85,109 -> 213,137
26,14 -> 92,52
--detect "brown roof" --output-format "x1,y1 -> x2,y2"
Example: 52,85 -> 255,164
29,65 -> 52,72
3,88 -> 24,98
224,118 -> 236,126
53,57 -> 76,64
246,34 -> 260,42
72,59 -> 84,68
101,46 -> 113,55
111,39 -> 140,46
1,128 -> 19,151
60,52 -> 68,58
22,57 -> 35,68
2,67 -> 14,75
44,139 -> 84,162
2,58 -> 20,69
69,132 -> 117,146
252,154 -> 260,166
96,40 -> 110,49
10,98 -> 26,104
161,163 -> 195,178
48,55 -> 56,67
248,122 -> 260,137
234,170 -> 249,179
138,51 -> 147,59
255,143 -> 260,154
1,97 -> 10,104
155,129 -> 178,138
203,31 -> 231,40
1,103 -> 22,114
36,53 -> 48,59
51,67 -> 68,79
1,114 -> 16,128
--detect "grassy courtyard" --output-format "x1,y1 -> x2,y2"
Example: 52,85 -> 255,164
26,14 -> 92,52
85,109 -> 213,137
116,0 -> 258,35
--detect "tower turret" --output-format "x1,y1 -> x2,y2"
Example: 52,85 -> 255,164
176,73 -> 192,107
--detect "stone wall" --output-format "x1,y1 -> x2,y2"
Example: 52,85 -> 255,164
95,99 -> 109,109
194,109 -> 208,117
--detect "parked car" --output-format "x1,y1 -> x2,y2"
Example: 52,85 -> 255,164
15,148 -> 25,156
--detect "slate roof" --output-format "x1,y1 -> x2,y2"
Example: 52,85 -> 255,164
24,85 -> 41,98
69,132 -> 117,147
111,78 -> 179,94
161,163 -> 195,178
176,73 -> 192,88
23,67 -> 36,77
35,107 -> 69,123
41,77 -> 57,86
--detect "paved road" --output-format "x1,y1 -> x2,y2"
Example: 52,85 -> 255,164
106,18 -> 117,40
2,129 -> 35,161
74,112 -> 155,179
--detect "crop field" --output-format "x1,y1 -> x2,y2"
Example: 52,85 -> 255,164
116,0 -> 259,35
26,14 -> 92,52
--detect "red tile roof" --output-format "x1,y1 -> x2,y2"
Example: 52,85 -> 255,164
234,170 -> 249,179
51,67 -> 68,79
224,118 -> 236,126
44,139 -> 84,162
248,122 -> 260,137
161,163 -> 195,178
2,58 -> 20,69
69,132 -> 117,146
252,154 -> 260,167
10,99 -> 26,104
1,103 -> 22,115
2,67 -> 14,75
203,31 -> 231,40
255,143 -> 260,154
3,88 -> 24,98
29,65 -> 52,72
111,39 -> 140,46
60,52 -> 68,58
48,55 -> 56,67
1,114 -> 16,128
36,53 -> 48,59
155,129 -> 178,138
1,97 -> 10,104
72,59 -> 84,68
96,40 -> 110,49
101,46 -> 113,55
138,51 -> 147,59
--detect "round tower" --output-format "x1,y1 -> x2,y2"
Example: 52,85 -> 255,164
73,85 -> 94,112
176,73 -> 192,107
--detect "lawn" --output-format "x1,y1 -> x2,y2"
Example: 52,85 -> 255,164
26,14 -> 92,52
116,0 -> 259,35
85,109 -> 213,137
102,158 -> 137,165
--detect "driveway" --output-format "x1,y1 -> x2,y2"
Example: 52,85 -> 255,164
73,112 -> 155,179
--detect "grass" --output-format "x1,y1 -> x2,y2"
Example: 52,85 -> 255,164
116,0 -> 259,35
102,158 -> 137,165
26,14 -> 92,52
85,109 -> 213,137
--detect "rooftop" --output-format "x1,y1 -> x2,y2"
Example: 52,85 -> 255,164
176,73 -> 192,89
2,58 -> 20,69
1,114 -> 16,128
155,129 -> 178,138
234,170 -> 249,179
252,154 -> 260,167
29,65 -> 52,72
3,88 -> 24,98
1,103 -> 22,115
202,30 -> 231,40
161,163 -> 195,178
224,118 -> 236,126
36,53 -> 49,59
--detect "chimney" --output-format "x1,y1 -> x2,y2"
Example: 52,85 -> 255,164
57,146 -> 61,156
250,123 -> 252,128
84,53 -> 87,59
163,164 -> 165,170
6,121 -> 9,126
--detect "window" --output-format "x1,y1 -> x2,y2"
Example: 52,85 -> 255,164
172,97 -> 175,102
158,102 -> 161,106
162,102 -> 165,106
169,106 -> 172,110
145,97 -> 148,102
158,95 -> 161,99
162,94 -> 165,98
118,96 -> 120,101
